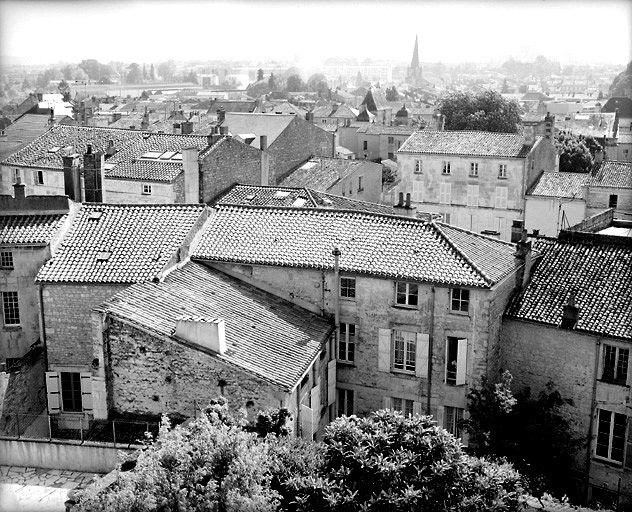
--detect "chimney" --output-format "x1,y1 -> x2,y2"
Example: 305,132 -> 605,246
182,147 -> 199,203
84,149 -> 104,202
560,293 -> 579,329
13,177 -> 25,200
514,229 -> 532,289
181,121 -> 194,135
105,140 -> 116,157
62,153 -> 82,201
405,193 -> 411,208
260,136 -> 269,186
594,148 -> 604,165
217,107 -> 226,124
174,316 -> 227,355
48,108 -> 55,126
141,108 -> 150,130
511,219 -> 524,243
305,111 -> 314,123
396,191 -> 404,207
219,126 -> 229,136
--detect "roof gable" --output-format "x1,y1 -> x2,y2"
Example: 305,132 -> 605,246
588,161 -> 632,189
527,172 -> 588,198
223,113 -> 295,147
1,214 -> 68,246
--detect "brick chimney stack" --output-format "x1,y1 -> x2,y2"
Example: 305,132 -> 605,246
84,145 -> 104,202
13,177 -> 25,200
560,292 -> 580,329
514,229 -> 532,289
260,135 -> 269,186
62,153 -> 82,201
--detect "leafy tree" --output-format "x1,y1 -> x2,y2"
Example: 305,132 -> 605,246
142,63 -> 147,80
466,371 -> 585,500
126,63 -> 143,85
184,70 -> 198,84
157,60 -> 176,82
57,80 -> 71,101
257,68 -> 265,81
554,131 -> 601,173
385,86 -> 400,101
285,74 -> 305,92
268,73 -> 277,91
608,60 -> 632,99
307,73 -> 328,94
149,63 -> 156,81
438,90 -> 522,133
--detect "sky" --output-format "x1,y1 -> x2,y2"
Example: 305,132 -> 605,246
1,0 -> 631,67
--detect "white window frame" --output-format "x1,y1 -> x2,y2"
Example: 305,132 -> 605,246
444,406 -> 464,437
392,397 -> 414,417
1,291 -> 20,326
445,337 -> 467,386
378,329 -> 429,378
337,388 -> 354,417
602,344 -> 629,385
392,329 -> 417,374
466,184 -> 479,207
442,161 -> 451,175
338,323 -> 356,363
395,281 -> 419,307
13,169 -> 20,182
0,250 -> 14,269
595,409 -> 627,464
495,186 -> 508,209
358,176 -> 364,192
439,182 -> 451,204
469,162 -> 478,177
414,159 -> 423,174
450,288 -> 470,313
142,184 -> 153,195
498,164 -> 507,179
340,276 -> 356,299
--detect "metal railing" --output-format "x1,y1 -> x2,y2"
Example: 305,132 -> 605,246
0,412 -> 159,446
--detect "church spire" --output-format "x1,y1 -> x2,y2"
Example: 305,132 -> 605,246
408,35 -> 422,85
411,34 -> 420,70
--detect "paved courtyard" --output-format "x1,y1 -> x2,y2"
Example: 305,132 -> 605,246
0,466 -> 101,512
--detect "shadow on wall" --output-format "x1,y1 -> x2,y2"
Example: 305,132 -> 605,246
0,346 -> 46,436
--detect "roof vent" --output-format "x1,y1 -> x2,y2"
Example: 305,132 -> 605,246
274,191 -> 291,199
245,194 -> 256,202
88,211 -> 103,220
97,251 -> 111,262
174,316 -> 226,355
560,293 -> 579,330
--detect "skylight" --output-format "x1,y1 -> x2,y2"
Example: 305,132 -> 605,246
88,211 -> 103,220
141,151 -> 163,159
48,147 -> 61,154
97,251 -> 111,262
159,151 -> 177,160
274,191 -> 291,199
292,198 -> 307,207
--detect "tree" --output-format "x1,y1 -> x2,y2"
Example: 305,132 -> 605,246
149,63 -> 156,81
385,85 -> 400,101
257,68 -> 265,81
285,74 -> 305,92
466,371 -> 585,500
608,60 -> 632,99
268,73 -> 277,91
307,73 -> 328,94
157,60 -> 176,82
438,90 -> 522,133
142,63 -> 147,80
554,131 -> 601,173
184,70 -> 198,84
125,63 -> 143,85
57,80 -> 71,101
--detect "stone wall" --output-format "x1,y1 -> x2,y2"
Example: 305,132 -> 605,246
103,179 -> 178,204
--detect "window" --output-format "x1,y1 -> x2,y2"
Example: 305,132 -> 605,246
495,186 -> 508,209
2,291 -> 20,326
142,184 -> 152,195
340,277 -> 356,299
451,288 -> 469,313
0,251 -> 14,269
395,282 -> 418,307
498,164 -> 507,178
624,149 -> 629,158
13,169 -> 20,182
469,162 -> 478,177
388,152 -> 394,159
363,140 -> 368,150
5,357 -> 20,371
602,345 -> 629,385
337,388 -> 354,417
33,170 -> 44,185
392,397 -> 414,417
338,323 -> 356,363
442,161 -> 451,175
414,159 -> 423,174
60,372 -> 82,412
444,406 -> 464,437
358,176 -> 364,191
388,136 -> 394,144
349,183 -> 353,195
609,194 -> 618,209
466,185 -> 479,207
393,330 -> 416,373
439,182 -> 451,204
595,409 -> 627,463
443,212 -> 451,224
445,337 -> 467,385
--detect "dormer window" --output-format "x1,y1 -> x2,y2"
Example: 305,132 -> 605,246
48,146 -> 61,154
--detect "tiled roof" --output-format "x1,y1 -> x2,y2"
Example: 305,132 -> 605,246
398,130 -> 533,158
99,262 -> 332,390
36,203 -> 206,284
602,97 -> 632,117
555,113 -> 618,139
1,214 -> 67,246
192,206 -> 518,288
223,113 -> 295,147
280,157 -> 381,192
268,102 -> 308,117
215,184 -> 394,215
618,133 -> 632,144
2,125 -> 210,170
506,237 -> 632,340
312,105 -> 336,118
106,160 -> 183,182
0,114 -> 71,160
527,172 -> 588,198
332,104 -> 359,118
357,124 -> 416,136
207,100 -> 257,114
588,161 -> 632,189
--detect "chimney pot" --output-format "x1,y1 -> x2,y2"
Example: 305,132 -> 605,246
260,135 -> 268,152
13,178 -> 26,200
405,193 -> 411,208
561,293 -> 579,329
397,191 -> 404,207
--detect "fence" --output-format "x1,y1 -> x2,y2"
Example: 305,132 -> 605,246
0,411 -> 159,447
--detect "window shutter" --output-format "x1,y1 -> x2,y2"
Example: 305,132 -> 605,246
413,401 -> 422,416
625,417 -> 632,469
415,333 -> 430,378
300,403 -> 313,439
46,372 -> 61,413
456,339 -> 467,386
383,396 -> 391,410
80,372 -> 93,412
327,360 -> 336,405
378,328 -> 391,372
461,409 -> 470,447
32,170 -> 38,185
436,405 -> 444,428
311,385 -> 320,431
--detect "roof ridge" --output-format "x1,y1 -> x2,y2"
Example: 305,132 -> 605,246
302,187 -> 319,207
436,221 -> 517,247
431,222 -> 495,286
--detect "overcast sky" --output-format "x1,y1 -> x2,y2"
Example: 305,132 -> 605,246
1,0 -> 630,67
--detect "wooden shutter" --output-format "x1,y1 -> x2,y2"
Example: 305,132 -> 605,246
80,372 -> 93,412
327,360 -> 336,405
436,405 -> 444,428
415,333 -> 430,378
32,170 -> 38,185
300,404 -> 313,439
412,401 -> 422,416
461,409 -> 470,447
311,385 -> 320,430
378,328 -> 391,372
46,372 -> 61,413
456,339 -> 467,386
625,416 -> 632,469
383,396 -> 391,410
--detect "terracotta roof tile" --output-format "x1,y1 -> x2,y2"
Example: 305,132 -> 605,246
588,161 -> 632,189
506,237 -> 632,340
280,158 -> 381,192
527,172 -> 588,198
1,214 -> 67,246
106,160 -> 182,182
357,125 -> 417,136
36,203 -> 206,284
192,206 -> 518,288
398,130 -> 533,158
99,262 -> 332,390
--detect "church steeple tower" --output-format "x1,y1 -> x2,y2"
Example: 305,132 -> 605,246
408,35 -> 422,86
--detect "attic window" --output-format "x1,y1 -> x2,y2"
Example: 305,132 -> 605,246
48,146 -> 61,154
97,251 -> 112,262
245,194 -> 256,202
88,211 -> 103,220
274,191 -> 291,199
